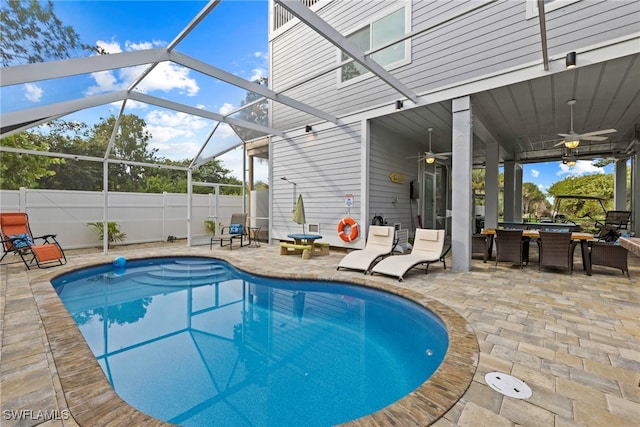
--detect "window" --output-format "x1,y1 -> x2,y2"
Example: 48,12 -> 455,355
526,0 -> 581,19
340,6 -> 408,83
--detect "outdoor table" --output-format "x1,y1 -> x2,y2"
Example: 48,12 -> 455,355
248,227 -> 261,247
287,234 -> 323,245
482,229 -> 594,274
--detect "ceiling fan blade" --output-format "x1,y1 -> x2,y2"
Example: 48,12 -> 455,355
557,133 -> 571,138
435,152 -> 451,159
580,136 -> 609,142
579,128 -> 616,137
553,140 -> 567,147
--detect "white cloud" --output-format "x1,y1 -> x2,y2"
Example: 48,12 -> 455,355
557,160 -> 605,176
537,184 -> 546,191
86,40 -> 198,96
24,83 -> 43,102
253,51 -> 266,59
531,169 -> 539,178
249,67 -> 267,82
149,141 -> 201,161
219,103 -> 235,116
145,110 -> 210,145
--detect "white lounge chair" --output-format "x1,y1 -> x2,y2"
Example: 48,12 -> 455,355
336,225 -> 395,273
370,229 -> 447,281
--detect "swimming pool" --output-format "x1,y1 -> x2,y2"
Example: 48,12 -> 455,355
52,257 -> 449,427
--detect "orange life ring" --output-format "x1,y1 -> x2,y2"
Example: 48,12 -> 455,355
338,217 -> 359,242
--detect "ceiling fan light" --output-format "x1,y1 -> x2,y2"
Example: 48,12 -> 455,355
425,156 -> 436,164
566,159 -> 577,167
564,139 -> 580,149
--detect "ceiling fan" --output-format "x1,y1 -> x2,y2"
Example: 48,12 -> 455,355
413,127 -> 451,164
554,99 -> 617,149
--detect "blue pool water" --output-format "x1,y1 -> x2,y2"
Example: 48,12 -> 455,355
52,257 -> 448,427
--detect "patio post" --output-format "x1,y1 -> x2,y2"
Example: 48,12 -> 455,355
485,139 -> 499,230
451,96 -> 473,272
614,159 -> 627,211
503,161 -> 516,222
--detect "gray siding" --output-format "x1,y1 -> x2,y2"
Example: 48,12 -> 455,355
271,121 -> 363,247
368,122 -> 422,234
270,0 -> 639,130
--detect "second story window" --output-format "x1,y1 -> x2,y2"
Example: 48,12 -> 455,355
340,6 -> 408,83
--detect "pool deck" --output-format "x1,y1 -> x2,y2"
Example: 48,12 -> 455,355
1,242 -> 639,426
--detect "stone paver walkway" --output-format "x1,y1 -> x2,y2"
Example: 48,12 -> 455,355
1,242 -> 638,426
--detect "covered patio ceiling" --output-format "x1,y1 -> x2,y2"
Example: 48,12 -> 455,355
373,52 -> 640,167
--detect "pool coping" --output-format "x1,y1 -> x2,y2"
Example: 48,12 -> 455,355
30,252 -> 479,427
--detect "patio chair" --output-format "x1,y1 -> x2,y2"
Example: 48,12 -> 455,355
537,231 -> 578,274
594,211 -> 631,242
0,212 -> 67,270
495,229 -> 529,269
588,241 -> 630,278
216,213 -> 248,250
337,225 -> 395,273
472,233 -> 493,262
370,229 -> 446,281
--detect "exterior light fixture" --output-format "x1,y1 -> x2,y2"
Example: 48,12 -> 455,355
425,156 -> 436,164
566,51 -> 576,69
395,100 -> 403,110
565,159 -> 577,167
305,125 -> 312,133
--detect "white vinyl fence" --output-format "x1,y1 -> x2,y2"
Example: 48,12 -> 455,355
0,188 -> 244,249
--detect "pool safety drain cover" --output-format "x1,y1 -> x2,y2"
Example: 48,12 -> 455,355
485,372 -> 532,399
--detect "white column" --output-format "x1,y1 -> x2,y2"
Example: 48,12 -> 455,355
360,118 -> 370,249
187,169 -> 192,247
451,96 -> 473,272
515,163 -> 523,222
503,161 -> 516,222
485,140 -> 499,230
614,159 -> 627,210
102,160 -> 109,254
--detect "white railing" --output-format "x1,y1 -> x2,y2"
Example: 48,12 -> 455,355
273,0 -> 321,30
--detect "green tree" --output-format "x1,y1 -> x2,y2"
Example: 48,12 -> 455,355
0,0 -> 103,66
0,132 -> 61,189
192,160 -> 243,195
522,182 -> 550,219
37,120 -> 105,190
548,174 -> 614,218
90,114 -> 158,192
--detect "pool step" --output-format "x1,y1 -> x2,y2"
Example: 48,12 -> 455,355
160,264 -> 225,273
131,272 -> 232,287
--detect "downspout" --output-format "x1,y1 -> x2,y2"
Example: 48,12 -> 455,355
538,0 -> 549,71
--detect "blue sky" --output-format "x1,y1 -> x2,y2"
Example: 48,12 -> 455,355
2,0 -> 270,181
1,0 -> 617,191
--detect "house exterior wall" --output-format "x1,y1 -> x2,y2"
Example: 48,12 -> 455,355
369,121 -> 421,233
270,121 -> 362,247
270,0 -> 639,130
268,0 -> 639,249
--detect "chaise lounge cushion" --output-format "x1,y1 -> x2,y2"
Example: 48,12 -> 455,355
337,225 -> 395,273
